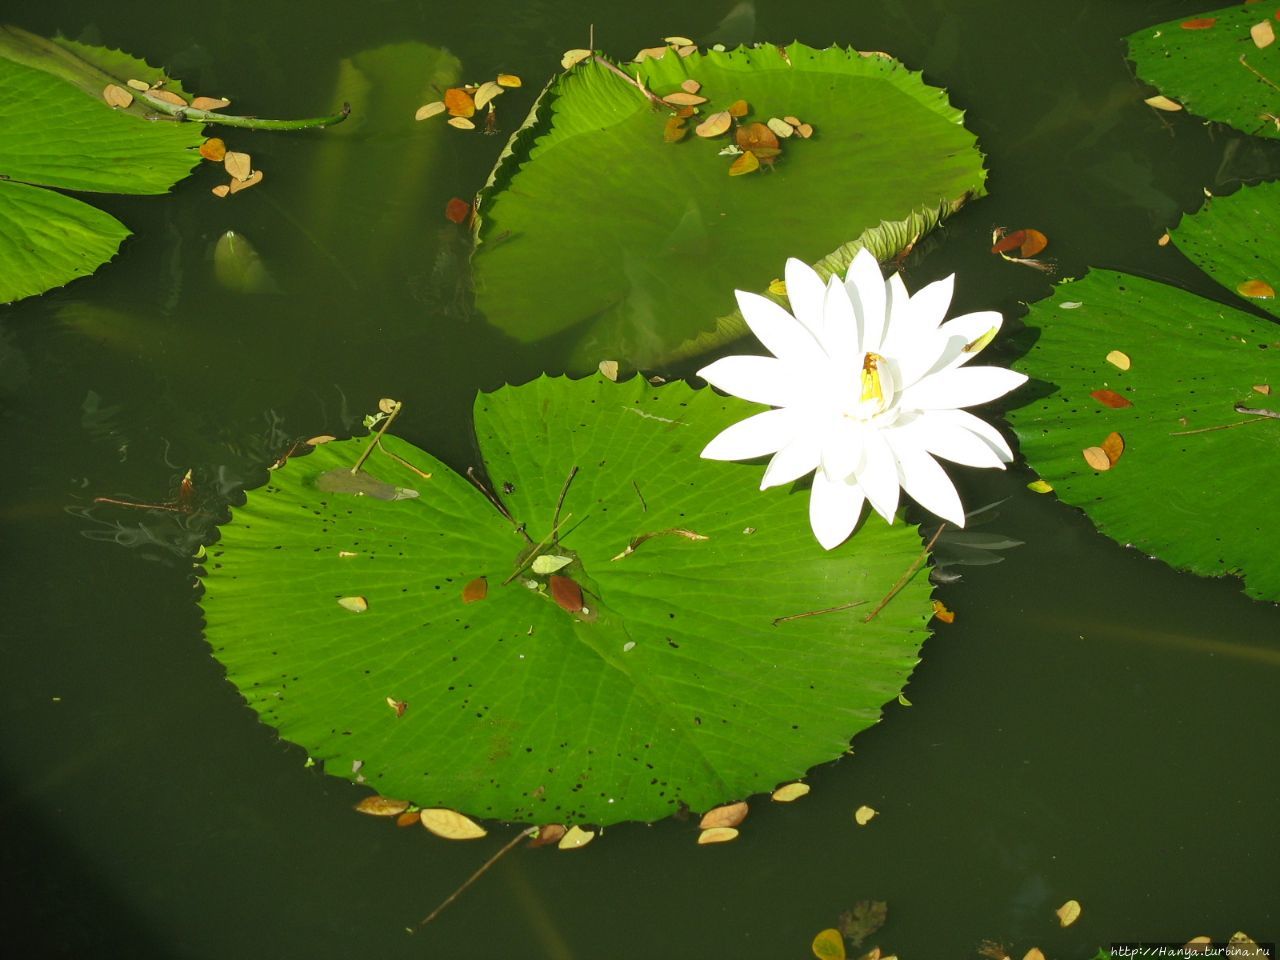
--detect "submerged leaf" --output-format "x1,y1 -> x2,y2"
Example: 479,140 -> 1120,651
316,468 -> 419,501
811,928 -> 846,960
728,150 -> 760,176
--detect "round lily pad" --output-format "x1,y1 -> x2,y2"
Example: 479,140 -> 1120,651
200,376 -> 934,826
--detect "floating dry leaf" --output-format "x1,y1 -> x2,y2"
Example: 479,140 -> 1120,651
395,810 -> 420,827
561,48 -> 592,69
696,826 -> 739,845
531,555 -> 574,575
211,184 -> 230,198
199,138 -> 227,161
354,795 -> 411,816
528,823 -> 567,847
224,151 -> 252,181
838,900 -> 888,949
677,44 -> 697,57
102,83 -> 133,108
931,599 -> 955,623
736,121 -> 780,152
1181,17 -> 1216,29
680,78 -> 701,94
473,80 -> 503,110
728,151 -> 760,176
1101,431 -> 1125,464
338,595 -> 368,612
549,574 -> 584,613
1082,446 -> 1111,471
306,435 -> 336,445
772,782 -> 810,802
699,801 -> 748,829
1158,231 -> 1171,246
854,804 -> 878,825
1228,933 -> 1263,957
598,360 -> 619,381
811,928 -> 847,960
415,101 -> 446,121
662,91 -> 707,106
1182,936 -> 1212,952
1253,384 -> 1271,395
1055,899 -> 1082,927
420,807 -> 487,839
126,78 -> 151,91
1105,349 -> 1132,370
634,46 -> 670,62
447,116 -> 476,130
1144,94 -> 1183,111
992,228 -> 1048,258
461,577 -> 488,604
557,825 -> 595,849
727,98 -> 749,117
444,87 -> 476,117
768,278 -> 787,295
1022,949 -> 1045,960
1251,20 -> 1276,48
766,117 -> 795,138
149,88 -> 187,106
663,116 -> 688,142
695,111 -> 732,138
664,35 -> 694,45
191,96 -> 230,111
1237,278 -> 1275,298
497,73 -> 522,88
1027,478 -> 1054,493
1090,388 -> 1132,409
445,197 -> 471,224
228,170 -> 263,194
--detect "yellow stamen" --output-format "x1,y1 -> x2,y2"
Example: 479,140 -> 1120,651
860,352 -> 885,404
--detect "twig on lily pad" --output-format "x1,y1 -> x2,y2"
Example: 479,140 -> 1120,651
862,524 -> 946,623
1233,403 -> 1280,419
772,599 -> 868,626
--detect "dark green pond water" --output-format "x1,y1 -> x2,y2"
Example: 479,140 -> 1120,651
2,0 -> 1277,956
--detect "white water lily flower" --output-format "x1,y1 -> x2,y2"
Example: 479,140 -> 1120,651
698,249 -> 1028,549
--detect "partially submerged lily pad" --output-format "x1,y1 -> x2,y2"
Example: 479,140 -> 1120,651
471,42 -> 985,369
200,376 -> 933,826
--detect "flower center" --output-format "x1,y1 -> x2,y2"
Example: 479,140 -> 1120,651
847,351 -> 896,421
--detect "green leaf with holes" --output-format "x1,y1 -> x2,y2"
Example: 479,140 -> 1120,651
1008,182 -> 1280,603
200,376 -> 933,826
0,27 -> 206,304
1127,4 -> 1280,140
471,42 -> 985,370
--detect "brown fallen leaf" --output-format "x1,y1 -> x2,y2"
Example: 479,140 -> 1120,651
338,595 -> 368,612
228,170 -> 263,194
549,574 -> 584,613
420,808 -> 487,839
1055,898 -> 1082,927
772,782 -> 810,802
211,184 -> 230,198
1253,384 -> 1271,395
445,197 -> 472,224
1082,446 -> 1111,471
677,44 -> 697,57
191,96 -> 231,111
695,111 -> 732,138
992,228 -> 1048,258
663,116 -> 688,142
727,98 -> 749,117
795,122 -> 814,138
1251,20 -> 1275,48
1090,388 -> 1132,409
699,801 -> 749,829
634,46 -> 670,62
528,823 -> 567,847
462,577 -> 488,603
149,88 -> 187,106
696,826 -> 739,844
736,121 -> 780,152
680,78 -> 701,94
415,101 -> 446,121
557,825 -> 595,849
1237,278 -> 1275,298
729,151 -> 760,176
102,84 -> 133,108
224,151 -> 252,180
1101,431 -> 1124,464
662,91 -> 707,106
355,795 -> 410,816
1180,17 -> 1216,29
395,810 -> 420,827
1105,349 -> 1132,370
199,138 -> 227,162
444,87 -> 476,117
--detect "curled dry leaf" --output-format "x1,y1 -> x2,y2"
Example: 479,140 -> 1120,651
811,928 -> 846,960
549,574 -> 584,613
1090,389 -> 1132,409
662,91 -> 707,106
1251,20 -> 1275,48
1055,898 -> 1082,927
663,117 -> 688,142
1105,349 -> 1132,370
419,808 -> 487,839
1237,279 -> 1275,298
1101,431 -> 1124,464
461,577 -> 488,603
695,111 -> 732,138
223,151 -> 252,181
445,197 -> 472,224
149,88 -> 187,106
354,795 -> 410,816
557,825 -> 595,849
561,49 -> 592,69
728,151 -> 760,176
931,599 -> 955,623
854,804 -> 878,825
415,101 -> 446,121
528,823 -> 567,847
772,782 -> 810,802
1082,446 -> 1112,471
338,596 -> 368,612
598,360 -> 619,381
497,73 -> 522,88
191,96 -> 231,111
447,116 -> 476,130
766,117 -> 795,138
727,99 -> 749,117
696,826 -> 739,844
211,184 -> 230,198
103,84 -> 134,108
699,801 -> 748,829
1144,94 -> 1183,111
199,137 -> 227,161
444,87 -> 476,117
473,80 -> 503,110
228,170 -> 263,194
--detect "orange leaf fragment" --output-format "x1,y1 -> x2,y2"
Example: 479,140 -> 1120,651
444,87 -> 476,117
549,574 -> 584,613
931,599 -> 956,623
190,96 -> 230,111
1237,278 -> 1275,298
224,151 -> 252,180
354,795 -> 410,816
1101,431 -> 1125,464
497,73 -> 522,88
228,169 -> 263,194
695,110 -> 732,138
1090,389 -> 1132,409
102,83 -> 133,108
992,228 -> 1048,258
199,137 -> 227,161
727,98 -> 749,117
663,116 -> 688,142
736,121 -> 779,152
728,151 -> 760,176
662,91 -> 707,106
674,104 -> 698,119
420,808 -> 487,840
811,928 -> 846,960
395,810 -> 421,827
1082,446 -> 1111,471
445,197 -> 472,224
528,823 -> 567,847
149,88 -> 187,106
1180,17 -> 1216,29
699,801 -> 749,829
462,576 -> 488,603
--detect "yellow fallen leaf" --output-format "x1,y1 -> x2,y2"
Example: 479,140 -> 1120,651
729,151 -> 760,176
1253,384 -> 1271,395
224,151 -> 252,181
728,99 -> 749,117
1144,94 -> 1182,111
211,184 -> 230,198
634,46 -> 669,62
768,278 -> 788,295
447,116 -> 476,130
415,101 -> 446,121
1105,349 -> 1131,370
338,596 -> 368,612
1157,231 -> 1171,246
795,122 -> 814,138
696,826 -> 739,844
191,96 -> 230,111
354,795 -> 410,816
419,807 -> 487,839
1251,19 -> 1275,48
772,782 -> 810,802
811,928 -> 847,960
854,804 -> 877,825
561,49 -> 592,69
102,84 -> 134,108
307,435 -> 336,445
1022,949 -> 1045,960
149,88 -> 187,106
1237,278 -> 1275,299
931,599 -> 955,623
663,116 -> 688,142
1082,446 -> 1111,471
1027,479 -> 1054,493
557,825 -> 595,849
699,801 -> 748,829
473,80 -> 504,110
228,169 -> 263,194
199,137 -> 227,161
664,35 -> 694,45
1055,898 -> 1081,927
695,111 -> 732,138
598,360 -> 619,381
496,73 -> 522,87
126,78 -> 151,91
766,117 -> 795,138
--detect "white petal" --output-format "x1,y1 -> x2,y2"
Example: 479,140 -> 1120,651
879,272 -> 913,357
925,408 -> 1015,461
698,355 -> 810,407
809,471 -> 866,549
760,424 -> 825,489
844,248 -> 887,354
902,273 -> 955,338
700,408 -> 804,462
898,366 -> 1028,411
886,441 -> 966,525
820,275 -> 859,364
857,427 -> 901,522
895,414 -> 1007,469
783,258 -> 827,339
820,418 -> 865,481
735,290 -> 825,366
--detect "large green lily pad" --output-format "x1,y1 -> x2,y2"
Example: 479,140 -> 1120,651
1127,4 -> 1280,140
1009,183 -> 1280,603
200,376 -> 934,826
0,27 -> 206,303
471,43 -> 985,369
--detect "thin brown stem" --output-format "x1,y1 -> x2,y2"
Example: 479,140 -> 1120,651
772,599 -> 869,626
588,54 -> 667,107
551,466 -> 579,534
503,513 -> 574,586
351,402 -> 402,475
1239,54 -> 1280,94
1170,416 -> 1271,436
412,827 -> 537,931
465,467 -> 526,536
862,524 -> 946,624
